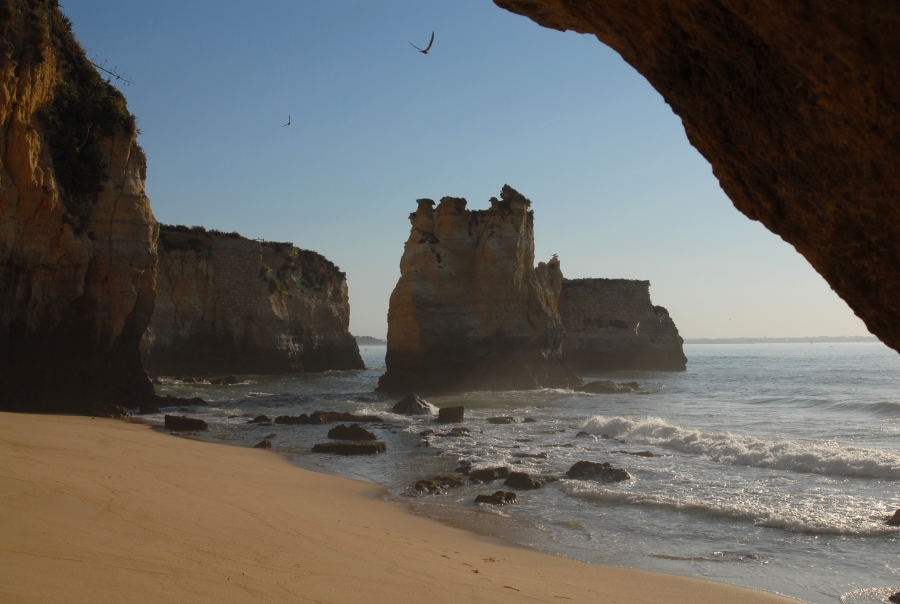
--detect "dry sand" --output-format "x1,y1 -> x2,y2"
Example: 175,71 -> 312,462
0,412 -> 798,603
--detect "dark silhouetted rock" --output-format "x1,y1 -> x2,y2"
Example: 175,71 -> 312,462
327,424 -> 378,441
164,415 -> 209,431
566,461 -> 631,482
576,431 -> 591,437
503,472 -> 558,490
888,592 -> 900,604
392,393 -> 437,415
89,402 -> 131,418
139,403 -> 160,415
578,380 -> 640,394
247,415 -> 271,424
487,416 -> 517,424
415,474 -> 467,494
470,467 -> 510,484
253,439 -> 272,449
439,427 -> 471,438
475,491 -> 517,505
437,406 -> 464,424
311,441 -> 387,455
886,509 -> 900,526
523,417 -> 536,423
512,452 -> 549,459
419,429 -> 435,436
210,375 -> 239,385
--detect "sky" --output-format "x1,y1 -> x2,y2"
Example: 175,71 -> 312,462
65,0 -> 870,340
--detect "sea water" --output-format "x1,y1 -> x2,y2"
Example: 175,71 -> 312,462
151,343 -> 900,603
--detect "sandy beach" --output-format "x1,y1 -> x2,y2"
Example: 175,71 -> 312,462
0,412 -> 798,604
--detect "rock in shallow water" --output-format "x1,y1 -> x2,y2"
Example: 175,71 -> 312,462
469,467 -> 509,484
415,474 -> 467,494
475,491 -> 517,505
164,415 -> 208,431
327,423 -> 377,441
437,406 -> 465,423
503,472 -> 558,490
274,411 -> 383,425
577,380 -> 641,394
487,416 -> 517,424
566,461 -> 631,482
392,393 -> 437,415
311,441 -> 387,455
253,439 -> 271,449
885,509 -> 900,526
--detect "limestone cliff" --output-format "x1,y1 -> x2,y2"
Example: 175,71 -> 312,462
558,279 -> 686,372
141,226 -> 363,375
0,1 -> 157,412
378,185 -> 579,393
494,1 -> 900,354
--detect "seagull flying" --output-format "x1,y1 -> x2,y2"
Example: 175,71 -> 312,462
409,31 -> 434,54
282,115 -> 291,127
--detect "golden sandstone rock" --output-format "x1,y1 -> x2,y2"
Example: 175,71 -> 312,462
0,3 -> 157,412
378,185 -> 579,393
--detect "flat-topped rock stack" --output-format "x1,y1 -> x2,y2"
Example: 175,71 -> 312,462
142,227 -> 364,375
559,278 -> 686,371
377,185 -> 579,393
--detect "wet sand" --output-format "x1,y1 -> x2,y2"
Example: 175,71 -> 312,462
0,412 -> 798,603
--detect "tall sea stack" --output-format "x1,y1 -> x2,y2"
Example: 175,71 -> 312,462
378,185 -> 579,393
142,226 -> 364,375
0,2 -> 158,412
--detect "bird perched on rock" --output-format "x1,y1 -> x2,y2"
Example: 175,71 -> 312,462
409,32 -> 434,54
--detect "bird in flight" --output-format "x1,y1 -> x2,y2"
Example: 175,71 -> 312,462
409,32 -> 434,54
282,116 -> 291,127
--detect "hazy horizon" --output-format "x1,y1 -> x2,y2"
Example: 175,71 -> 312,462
67,1 -> 871,341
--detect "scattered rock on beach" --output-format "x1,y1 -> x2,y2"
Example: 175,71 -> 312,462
503,472 -> 558,490
253,439 -> 272,449
886,509 -> 900,526
392,393 -> 437,415
327,423 -> 377,441
210,375 -> 239,385
475,491 -> 517,505
437,406 -> 465,424
311,441 -> 387,455
470,467 -> 509,484
577,380 -> 641,394
164,415 -> 208,431
487,416 -> 517,424
566,461 -> 631,482
415,473 -> 466,494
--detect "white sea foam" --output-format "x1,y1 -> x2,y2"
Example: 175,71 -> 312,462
563,483 -> 900,536
581,415 -> 900,479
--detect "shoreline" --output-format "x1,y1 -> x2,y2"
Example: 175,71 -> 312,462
0,412 -> 800,603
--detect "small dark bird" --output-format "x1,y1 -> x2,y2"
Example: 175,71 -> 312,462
409,31 -> 434,54
282,116 -> 291,127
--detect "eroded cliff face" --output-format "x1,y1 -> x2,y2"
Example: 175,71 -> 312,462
559,278 -> 686,371
378,185 -> 579,393
141,226 -> 363,375
0,2 -> 157,412
494,0 -> 900,353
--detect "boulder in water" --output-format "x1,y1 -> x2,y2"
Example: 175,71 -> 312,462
503,472 -> 558,490
327,423 -> 378,441
311,441 -> 386,455
392,393 -> 437,415
566,461 -> 631,482
415,473 -> 466,494
469,467 -> 509,484
253,439 -> 272,449
885,509 -> 900,526
475,491 -> 517,505
247,415 -> 271,424
437,406 -> 464,423
487,416 -> 517,424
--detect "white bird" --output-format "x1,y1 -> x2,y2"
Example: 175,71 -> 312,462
409,31 -> 434,54
282,116 -> 291,127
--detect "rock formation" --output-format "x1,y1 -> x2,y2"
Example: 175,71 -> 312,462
559,279 -> 686,371
377,185 -> 579,393
0,2 -> 158,412
142,226 -> 364,375
493,0 -> 900,354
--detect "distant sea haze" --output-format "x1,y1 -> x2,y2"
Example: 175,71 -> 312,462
683,336 -> 877,344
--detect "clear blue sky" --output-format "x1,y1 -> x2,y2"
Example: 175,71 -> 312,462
66,0 -> 869,339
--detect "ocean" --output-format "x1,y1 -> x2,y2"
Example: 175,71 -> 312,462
151,342 -> 900,603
